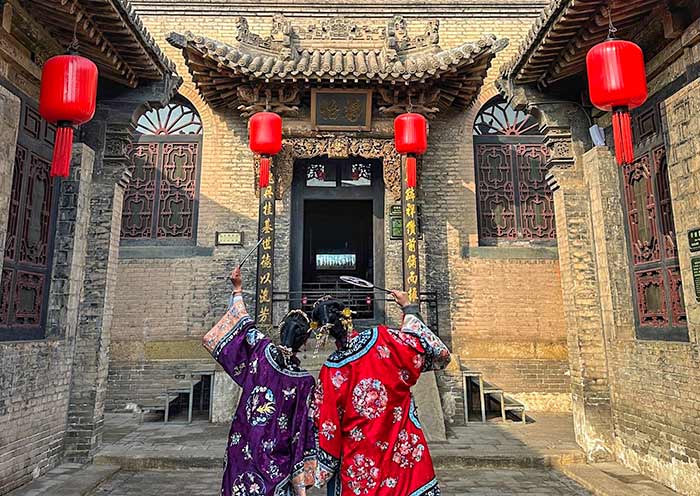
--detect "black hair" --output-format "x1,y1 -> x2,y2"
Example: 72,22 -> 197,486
311,298 -> 347,342
279,311 -> 311,353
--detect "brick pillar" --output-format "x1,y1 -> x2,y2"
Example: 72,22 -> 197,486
46,144 -> 95,341
664,77 -> 700,341
540,104 -> 615,461
0,86 -> 20,269
63,114 -> 133,462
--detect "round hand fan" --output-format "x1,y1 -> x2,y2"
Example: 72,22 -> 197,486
339,276 -> 392,293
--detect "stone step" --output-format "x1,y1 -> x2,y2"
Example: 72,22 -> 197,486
7,464 -> 120,496
560,463 -> 681,496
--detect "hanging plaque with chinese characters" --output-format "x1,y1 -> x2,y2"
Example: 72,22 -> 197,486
256,179 -> 276,331
402,161 -> 421,305
311,89 -> 372,131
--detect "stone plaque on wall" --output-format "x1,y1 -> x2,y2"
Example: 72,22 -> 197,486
390,204 -> 423,239
688,228 -> 700,252
692,257 -> 700,302
311,89 -> 372,131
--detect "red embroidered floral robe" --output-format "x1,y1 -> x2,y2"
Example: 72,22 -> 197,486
313,311 -> 450,496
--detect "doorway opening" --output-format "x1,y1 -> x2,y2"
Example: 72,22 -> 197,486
290,156 -> 385,322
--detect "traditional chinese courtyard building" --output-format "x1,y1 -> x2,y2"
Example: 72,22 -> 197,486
2,0 -> 700,494
105,2 -> 576,440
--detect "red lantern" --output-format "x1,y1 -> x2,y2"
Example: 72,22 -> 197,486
394,113 -> 427,188
586,39 -> 648,165
249,112 -> 282,188
39,54 -> 98,177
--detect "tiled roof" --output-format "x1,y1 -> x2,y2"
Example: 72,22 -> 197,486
26,0 -> 177,87
501,0 -> 661,86
168,29 -> 507,110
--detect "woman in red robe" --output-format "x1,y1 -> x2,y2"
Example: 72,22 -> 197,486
311,292 -> 450,495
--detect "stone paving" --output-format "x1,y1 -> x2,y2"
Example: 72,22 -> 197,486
8,413 -> 680,496
84,468 -> 592,496
94,412 -> 586,469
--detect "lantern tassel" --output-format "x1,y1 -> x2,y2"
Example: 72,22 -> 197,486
50,126 -> 74,177
259,156 -> 270,189
612,108 -> 634,166
406,156 -> 417,188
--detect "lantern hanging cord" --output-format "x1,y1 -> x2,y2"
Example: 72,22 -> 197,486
606,6 -> 618,39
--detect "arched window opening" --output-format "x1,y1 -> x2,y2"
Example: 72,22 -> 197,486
473,97 -> 555,243
121,97 -> 202,242
135,101 -> 203,135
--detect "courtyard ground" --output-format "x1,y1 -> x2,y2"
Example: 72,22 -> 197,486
8,413 -> 680,496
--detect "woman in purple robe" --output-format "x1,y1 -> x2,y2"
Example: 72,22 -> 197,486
203,267 -> 316,496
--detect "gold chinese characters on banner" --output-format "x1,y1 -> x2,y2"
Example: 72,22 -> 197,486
403,183 -> 420,304
256,182 -> 275,329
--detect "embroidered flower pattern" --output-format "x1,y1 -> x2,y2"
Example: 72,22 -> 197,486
278,413 -> 289,431
392,429 -> 425,468
242,443 -> 252,461
413,353 -> 425,370
267,459 -> 281,479
331,370 -> 348,389
245,386 -> 276,426
230,432 -> 241,446
352,378 -> 388,420
310,382 -> 324,422
391,330 -> 420,350
346,453 -> 380,495
399,368 -> 411,384
350,426 -> 365,442
376,345 -> 391,359
375,441 -> 389,451
321,420 -> 337,440
381,477 -> 398,488
231,472 -> 266,496
393,406 -> 403,423
245,328 -> 264,345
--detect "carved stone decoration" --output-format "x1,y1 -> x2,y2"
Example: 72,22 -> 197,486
299,16 -> 385,42
237,84 -> 300,118
259,137 -> 403,200
544,132 -> 575,169
377,87 -> 441,118
231,14 -> 442,56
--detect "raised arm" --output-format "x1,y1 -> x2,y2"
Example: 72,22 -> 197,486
392,290 -> 451,372
202,267 -> 269,385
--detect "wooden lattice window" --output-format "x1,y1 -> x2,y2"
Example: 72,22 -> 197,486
620,102 -> 687,341
121,98 -> 202,242
1,100 -> 58,341
473,97 -> 555,243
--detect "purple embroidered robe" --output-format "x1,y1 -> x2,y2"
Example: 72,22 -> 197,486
203,294 -> 316,496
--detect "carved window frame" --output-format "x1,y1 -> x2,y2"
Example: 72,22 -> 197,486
619,98 -> 688,342
473,97 -> 556,245
121,98 -> 203,244
1,93 -> 60,341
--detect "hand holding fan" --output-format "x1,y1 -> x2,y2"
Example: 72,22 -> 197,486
339,276 -> 392,293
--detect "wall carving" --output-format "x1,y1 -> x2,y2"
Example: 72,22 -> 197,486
254,137 -> 403,200
234,14 -> 442,56
236,84 -> 300,118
